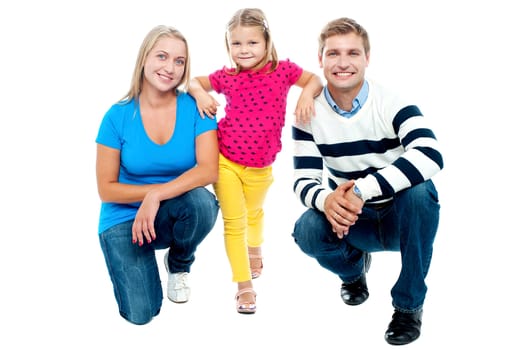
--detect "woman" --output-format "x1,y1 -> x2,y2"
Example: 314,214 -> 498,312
95,25 -> 219,325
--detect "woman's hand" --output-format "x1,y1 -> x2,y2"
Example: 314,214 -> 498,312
132,190 -> 161,245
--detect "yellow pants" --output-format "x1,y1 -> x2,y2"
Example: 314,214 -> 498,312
213,154 -> 274,282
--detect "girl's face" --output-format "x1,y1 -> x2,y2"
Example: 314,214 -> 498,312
143,37 -> 187,93
227,25 -> 267,70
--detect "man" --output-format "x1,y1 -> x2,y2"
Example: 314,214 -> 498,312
291,17 -> 443,346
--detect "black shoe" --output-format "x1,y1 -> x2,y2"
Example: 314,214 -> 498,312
340,276 -> 368,305
384,309 -> 423,345
340,252 -> 371,306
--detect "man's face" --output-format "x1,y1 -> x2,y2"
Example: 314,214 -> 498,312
319,32 -> 369,92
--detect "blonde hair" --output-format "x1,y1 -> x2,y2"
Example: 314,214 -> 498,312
224,8 -> 278,75
318,17 -> 370,56
120,25 -> 191,102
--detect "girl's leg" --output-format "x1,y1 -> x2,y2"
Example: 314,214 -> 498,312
213,155 -> 257,312
243,165 -> 273,278
213,155 -> 251,283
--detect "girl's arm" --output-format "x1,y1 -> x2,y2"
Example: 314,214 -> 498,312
188,76 -> 220,119
294,70 -> 323,124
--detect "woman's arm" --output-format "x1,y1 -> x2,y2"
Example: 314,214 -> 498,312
96,144 -> 159,203
149,129 -> 219,201
131,129 -> 219,245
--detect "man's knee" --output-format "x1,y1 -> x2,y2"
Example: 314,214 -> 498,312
399,181 -> 439,208
292,218 -> 321,255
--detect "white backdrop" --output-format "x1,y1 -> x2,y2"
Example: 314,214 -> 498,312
1,0 -> 524,349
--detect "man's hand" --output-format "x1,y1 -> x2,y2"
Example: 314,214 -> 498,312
324,180 -> 363,239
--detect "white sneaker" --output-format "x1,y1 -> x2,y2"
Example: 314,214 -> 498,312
164,252 -> 190,303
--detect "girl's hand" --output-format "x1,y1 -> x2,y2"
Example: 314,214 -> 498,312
294,94 -> 316,125
195,92 -> 220,119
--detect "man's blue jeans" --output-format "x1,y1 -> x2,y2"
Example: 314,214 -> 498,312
99,187 -> 219,325
292,180 -> 440,312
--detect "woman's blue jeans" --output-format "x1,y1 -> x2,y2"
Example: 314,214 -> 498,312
99,187 -> 219,325
292,180 -> 440,312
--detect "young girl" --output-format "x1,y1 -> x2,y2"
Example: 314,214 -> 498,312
189,8 -> 322,314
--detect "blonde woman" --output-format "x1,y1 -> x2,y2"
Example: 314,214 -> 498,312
96,25 -> 219,325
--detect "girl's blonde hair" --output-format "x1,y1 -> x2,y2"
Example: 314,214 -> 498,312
121,25 -> 191,102
224,8 -> 278,75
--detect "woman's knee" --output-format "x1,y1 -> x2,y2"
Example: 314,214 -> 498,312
113,270 -> 162,325
121,309 -> 156,325
162,187 -> 219,228
185,187 -> 219,217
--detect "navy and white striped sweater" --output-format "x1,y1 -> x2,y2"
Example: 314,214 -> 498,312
292,80 -> 443,211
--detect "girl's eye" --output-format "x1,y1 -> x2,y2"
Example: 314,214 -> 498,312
175,59 -> 185,65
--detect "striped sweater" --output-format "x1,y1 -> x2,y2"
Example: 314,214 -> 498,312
292,80 -> 443,212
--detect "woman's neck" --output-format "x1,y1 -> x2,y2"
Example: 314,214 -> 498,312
140,85 -> 177,109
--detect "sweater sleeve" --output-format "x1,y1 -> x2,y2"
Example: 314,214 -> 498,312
292,121 -> 331,212
356,104 -> 444,202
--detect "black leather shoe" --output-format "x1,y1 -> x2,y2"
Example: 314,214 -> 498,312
340,275 -> 368,305
384,309 -> 423,345
340,252 -> 371,306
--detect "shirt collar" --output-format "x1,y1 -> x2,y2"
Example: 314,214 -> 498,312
324,80 -> 369,118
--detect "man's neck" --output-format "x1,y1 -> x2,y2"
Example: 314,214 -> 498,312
327,81 -> 364,111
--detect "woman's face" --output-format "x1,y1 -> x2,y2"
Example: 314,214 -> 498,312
143,37 -> 187,92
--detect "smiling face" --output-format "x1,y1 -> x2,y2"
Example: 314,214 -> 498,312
319,32 -> 370,96
227,25 -> 267,71
143,37 -> 187,93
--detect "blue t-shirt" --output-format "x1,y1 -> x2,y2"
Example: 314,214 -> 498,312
95,93 -> 217,233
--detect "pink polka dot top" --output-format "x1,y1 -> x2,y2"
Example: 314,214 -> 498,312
209,59 -> 302,168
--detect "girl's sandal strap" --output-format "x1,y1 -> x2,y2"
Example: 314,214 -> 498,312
235,288 -> 257,298
235,288 -> 257,314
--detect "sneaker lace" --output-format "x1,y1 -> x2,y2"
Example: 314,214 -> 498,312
175,273 -> 188,289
